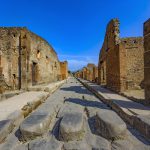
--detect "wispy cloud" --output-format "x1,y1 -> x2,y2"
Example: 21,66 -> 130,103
58,54 -> 98,71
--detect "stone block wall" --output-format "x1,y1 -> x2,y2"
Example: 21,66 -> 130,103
0,27 -> 63,91
120,37 -> 144,90
60,61 -> 68,80
0,27 -> 21,90
93,66 -> 98,82
98,19 -> 121,91
144,18 -> 150,104
98,19 -> 144,92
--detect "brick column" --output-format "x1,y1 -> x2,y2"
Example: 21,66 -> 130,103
0,52 -> 5,94
144,19 -> 150,104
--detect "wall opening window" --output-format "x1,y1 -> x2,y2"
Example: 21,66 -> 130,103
55,62 -> 57,68
46,56 -> 49,63
37,50 -> 41,59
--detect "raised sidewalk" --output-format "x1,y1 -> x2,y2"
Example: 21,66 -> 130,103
78,78 -> 150,140
0,79 -> 66,143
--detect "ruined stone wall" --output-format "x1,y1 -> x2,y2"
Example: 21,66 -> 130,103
60,61 -> 68,80
0,27 -> 22,90
93,66 -> 98,82
98,19 -> 144,92
87,63 -> 95,81
98,19 -> 121,91
26,30 -> 61,86
0,27 -> 62,91
120,37 -> 144,90
144,19 -> 150,104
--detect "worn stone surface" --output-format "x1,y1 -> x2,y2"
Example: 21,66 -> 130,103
0,119 -> 13,143
7,110 -> 24,127
29,137 -> 63,150
20,112 -> 51,141
59,112 -> 85,141
57,102 -> 84,118
95,110 -> 127,140
112,140 -> 133,150
85,134 -> 111,150
63,140 -> 90,150
0,78 -> 149,150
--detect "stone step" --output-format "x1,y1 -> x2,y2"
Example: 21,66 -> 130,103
59,112 -> 85,141
95,109 -> 127,140
78,78 -> 150,140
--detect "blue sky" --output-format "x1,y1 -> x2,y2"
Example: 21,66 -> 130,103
0,0 -> 150,71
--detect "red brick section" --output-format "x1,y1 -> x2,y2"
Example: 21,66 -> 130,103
144,18 -> 150,104
98,19 -> 144,92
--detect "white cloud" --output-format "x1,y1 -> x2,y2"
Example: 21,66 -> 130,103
58,54 -> 98,71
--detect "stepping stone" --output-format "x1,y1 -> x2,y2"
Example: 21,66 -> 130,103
29,137 -> 63,150
86,134 -> 111,150
95,110 -> 127,140
112,139 -> 133,150
59,112 -> 85,141
7,110 -> 24,126
63,140 -> 90,150
13,145 -> 28,150
20,112 -> 51,141
0,120 -> 14,143
57,102 -> 84,118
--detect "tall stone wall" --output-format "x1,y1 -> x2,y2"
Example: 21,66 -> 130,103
120,37 -> 144,90
98,19 -> 121,91
93,66 -> 98,82
144,19 -> 150,104
60,61 -> 68,80
98,19 -> 144,92
0,27 -> 62,91
0,27 -> 21,90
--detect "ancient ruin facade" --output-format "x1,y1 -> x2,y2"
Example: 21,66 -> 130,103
98,19 -> 144,92
60,61 -> 68,80
75,64 -> 98,83
144,19 -> 150,104
0,27 -> 65,92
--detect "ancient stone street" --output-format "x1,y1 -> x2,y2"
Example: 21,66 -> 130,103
0,77 -> 149,150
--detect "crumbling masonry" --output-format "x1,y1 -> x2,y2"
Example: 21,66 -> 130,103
144,19 -> 150,104
98,19 -> 144,92
0,27 -> 68,92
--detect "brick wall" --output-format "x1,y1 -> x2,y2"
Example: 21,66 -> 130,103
98,19 -> 144,92
60,61 -> 68,80
144,18 -> 150,104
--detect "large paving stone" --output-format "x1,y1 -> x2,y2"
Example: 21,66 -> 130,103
63,140 -> 90,150
57,102 -> 84,118
29,137 -> 63,150
13,145 -> 28,150
7,110 -> 24,127
59,112 -> 85,141
112,140 -> 133,150
86,134 -> 111,150
0,119 -> 14,143
20,112 -> 51,141
95,110 -> 127,140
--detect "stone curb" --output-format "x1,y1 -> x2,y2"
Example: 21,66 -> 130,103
76,78 -> 150,141
0,80 -> 66,143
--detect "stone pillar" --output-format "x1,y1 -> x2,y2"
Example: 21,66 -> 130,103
0,52 -> 5,94
144,19 -> 150,104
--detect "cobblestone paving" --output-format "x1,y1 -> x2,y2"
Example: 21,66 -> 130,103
0,77 -> 149,150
